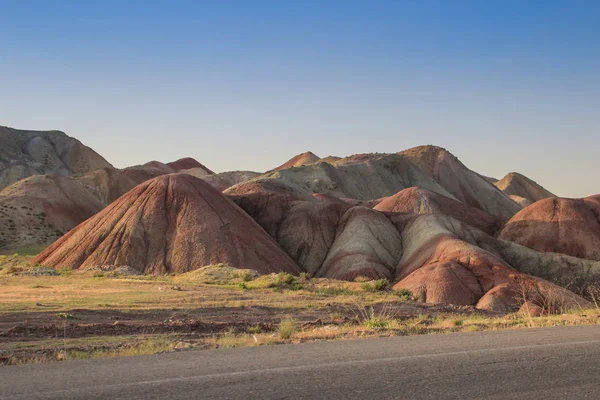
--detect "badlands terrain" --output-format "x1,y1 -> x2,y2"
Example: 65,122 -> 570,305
2,124 -> 600,364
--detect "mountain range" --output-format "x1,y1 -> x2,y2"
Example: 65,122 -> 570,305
2,124 -> 596,312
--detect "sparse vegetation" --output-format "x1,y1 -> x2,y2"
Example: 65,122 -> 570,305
351,302 -> 397,329
277,317 -> 298,339
393,288 -> 413,301
270,272 -> 303,291
1,262 -> 599,366
360,279 -> 389,292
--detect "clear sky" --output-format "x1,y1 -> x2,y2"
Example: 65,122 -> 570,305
1,1 -> 599,197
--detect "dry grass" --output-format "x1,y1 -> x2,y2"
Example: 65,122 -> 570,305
0,266 -> 406,314
2,261 -> 600,365
4,308 -> 600,365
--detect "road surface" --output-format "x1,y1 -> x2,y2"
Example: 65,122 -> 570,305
2,325 -> 600,399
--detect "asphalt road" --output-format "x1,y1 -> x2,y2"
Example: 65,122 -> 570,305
2,325 -> 600,399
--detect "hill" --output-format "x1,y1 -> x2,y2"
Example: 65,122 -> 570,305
236,146 -> 520,220
0,125 -> 112,190
0,175 -> 104,250
373,187 -> 501,234
499,195 -> 600,262
34,174 -> 300,275
495,172 -> 554,205
271,151 -> 321,171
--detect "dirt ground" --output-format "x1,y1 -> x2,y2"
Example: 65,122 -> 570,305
2,254 -> 598,365
0,254 -> 496,364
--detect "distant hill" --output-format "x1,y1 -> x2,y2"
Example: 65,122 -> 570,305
234,146 -> 520,220
123,158 -> 214,184
499,195 -> 600,262
271,151 -> 321,171
495,172 -> 554,206
0,125 -> 112,190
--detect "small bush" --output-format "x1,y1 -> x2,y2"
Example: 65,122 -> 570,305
364,315 -> 389,329
361,279 -> 389,292
238,282 -> 248,290
393,288 -> 413,301
374,279 -> 389,291
274,273 -> 295,286
247,324 -> 262,334
271,273 -> 303,291
217,330 -> 246,349
316,287 -> 357,296
299,272 -> 311,281
277,317 -> 298,339
361,306 -> 391,329
240,270 -> 254,282
351,302 -> 398,330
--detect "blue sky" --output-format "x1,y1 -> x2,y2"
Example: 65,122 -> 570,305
1,1 -> 599,197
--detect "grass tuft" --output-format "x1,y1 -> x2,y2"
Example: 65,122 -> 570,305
277,317 -> 298,339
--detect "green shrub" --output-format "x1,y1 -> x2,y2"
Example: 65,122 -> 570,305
238,282 -> 248,290
393,288 -> 413,301
247,324 -> 262,334
361,279 -> 389,292
240,270 -> 254,282
361,306 -> 391,329
277,317 -> 298,339
299,272 -> 311,281
316,287 -> 357,296
374,279 -> 389,291
271,273 -> 303,291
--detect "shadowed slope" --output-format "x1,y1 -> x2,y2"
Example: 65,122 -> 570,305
508,195 -> 532,208
499,195 -> 600,262
495,172 -> 555,204
374,187 -> 501,234
34,174 -> 300,275
230,191 -> 402,280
